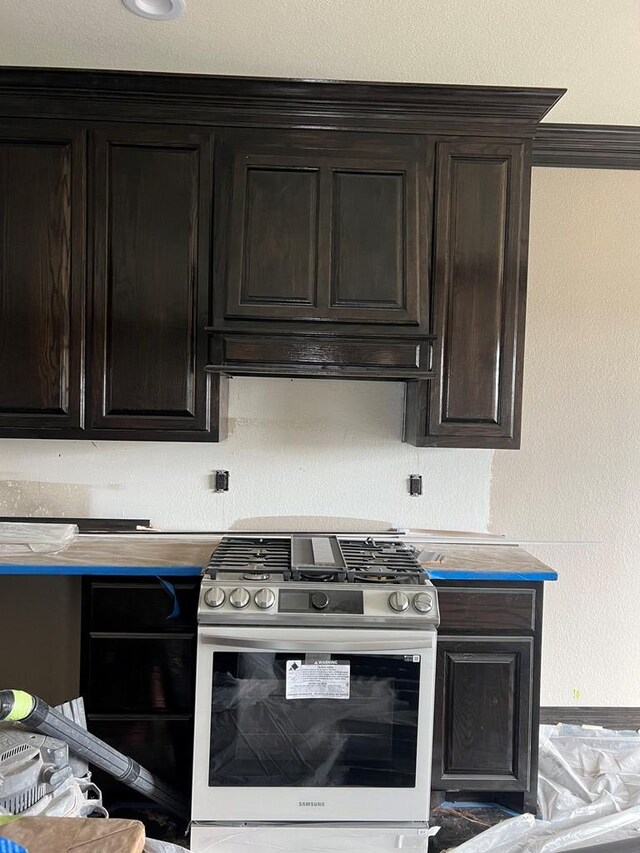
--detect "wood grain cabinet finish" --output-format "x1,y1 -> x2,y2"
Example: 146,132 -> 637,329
81,576 -> 198,810
405,140 -> 529,448
89,126 -> 224,439
217,128 -> 429,330
0,121 -> 85,436
0,70 -> 564,443
433,637 -> 533,791
432,581 -> 543,813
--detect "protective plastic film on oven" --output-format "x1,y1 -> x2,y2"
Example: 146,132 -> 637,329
208,651 -> 421,788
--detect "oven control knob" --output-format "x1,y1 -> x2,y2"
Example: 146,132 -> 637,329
254,588 -> 276,610
229,587 -> 250,609
204,587 -> 225,608
413,592 -> 434,613
388,591 -> 409,612
311,591 -> 329,610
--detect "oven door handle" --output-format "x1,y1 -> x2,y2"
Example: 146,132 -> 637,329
200,635 -> 434,653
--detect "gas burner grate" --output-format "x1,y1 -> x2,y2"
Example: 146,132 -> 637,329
206,537 -> 291,579
339,539 -> 428,585
206,535 -> 428,585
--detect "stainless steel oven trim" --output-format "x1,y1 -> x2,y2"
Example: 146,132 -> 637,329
192,625 -> 437,823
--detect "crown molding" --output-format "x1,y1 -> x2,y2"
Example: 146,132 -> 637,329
534,123 -> 640,168
0,67 -> 564,132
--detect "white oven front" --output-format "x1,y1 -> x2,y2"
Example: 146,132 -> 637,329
191,625 -> 437,824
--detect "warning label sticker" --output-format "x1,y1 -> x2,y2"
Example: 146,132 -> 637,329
285,659 -> 350,700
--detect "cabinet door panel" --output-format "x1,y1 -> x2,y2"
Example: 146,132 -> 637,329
433,637 -> 533,790
221,128 -> 428,329
239,166 -> 319,307
405,140 -> 528,448
331,170 -> 405,310
90,126 -> 220,438
0,123 -> 84,432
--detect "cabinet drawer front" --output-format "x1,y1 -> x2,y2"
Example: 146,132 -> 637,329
209,334 -> 434,379
88,580 -> 199,632
85,636 -> 195,713
438,588 -> 536,632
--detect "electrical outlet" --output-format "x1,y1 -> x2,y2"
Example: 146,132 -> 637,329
212,470 -> 229,492
408,474 -> 422,496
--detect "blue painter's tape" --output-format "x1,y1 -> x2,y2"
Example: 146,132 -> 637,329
0,838 -> 28,853
0,565 -> 202,577
157,577 -> 180,620
427,569 -> 558,581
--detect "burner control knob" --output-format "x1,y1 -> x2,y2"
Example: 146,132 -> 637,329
229,587 -> 250,609
204,587 -> 225,608
254,588 -> 276,610
311,591 -> 329,610
388,591 -> 409,612
413,592 -> 433,613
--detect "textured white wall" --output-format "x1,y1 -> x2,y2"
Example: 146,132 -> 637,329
490,168 -> 640,706
0,380 -> 492,531
1,0 -> 640,124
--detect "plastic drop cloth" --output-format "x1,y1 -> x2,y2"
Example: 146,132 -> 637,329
451,724 -> 640,852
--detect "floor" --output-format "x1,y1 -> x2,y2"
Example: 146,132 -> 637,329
430,803 -> 511,851
116,802 -> 510,851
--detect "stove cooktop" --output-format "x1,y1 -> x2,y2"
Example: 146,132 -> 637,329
205,535 -> 428,586
199,535 -> 439,627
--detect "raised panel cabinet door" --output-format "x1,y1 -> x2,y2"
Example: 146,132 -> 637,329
432,637 -> 533,791
405,140 -> 529,448
220,128 -> 428,329
90,126 -> 223,439
0,121 -> 84,434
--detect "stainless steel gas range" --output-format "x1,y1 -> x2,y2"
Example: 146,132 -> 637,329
191,535 -> 440,853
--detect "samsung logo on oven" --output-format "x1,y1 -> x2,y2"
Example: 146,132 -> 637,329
298,801 -> 325,807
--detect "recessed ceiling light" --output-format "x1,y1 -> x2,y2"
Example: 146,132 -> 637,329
122,0 -> 186,20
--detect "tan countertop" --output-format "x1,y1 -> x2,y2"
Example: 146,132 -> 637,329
0,534 -> 557,580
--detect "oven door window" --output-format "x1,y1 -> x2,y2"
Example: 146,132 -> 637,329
208,652 -> 420,787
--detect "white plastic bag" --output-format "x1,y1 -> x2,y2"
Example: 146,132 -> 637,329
452,724 -> 640,851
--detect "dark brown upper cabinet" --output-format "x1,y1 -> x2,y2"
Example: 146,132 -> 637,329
218,128 -> 428,329
206,128 -> 434,381
0,70 -> 564,443
405,140 -> 529,448
89,126 -> 224,440
0,121 -> 85,437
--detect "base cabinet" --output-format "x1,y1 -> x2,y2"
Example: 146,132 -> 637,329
80,577 -> 199,813
432,583 -> 543,813
433,637 -> 533,790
